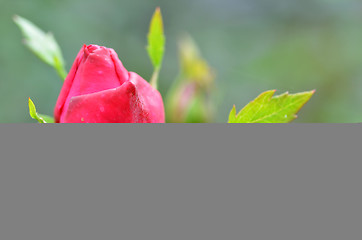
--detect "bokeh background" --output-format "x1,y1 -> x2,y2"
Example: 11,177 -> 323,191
1,0 -> 362,122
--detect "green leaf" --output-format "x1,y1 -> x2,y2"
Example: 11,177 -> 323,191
38,114 -> 55,123
13,15 -> 67,80
147,7 -> 165,69
228,105 -> 237,123
147,7 -> 165,89
28,98 -> 54,123
228,90 -> 315,123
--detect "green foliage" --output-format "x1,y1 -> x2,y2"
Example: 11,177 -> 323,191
147,7 -> 165,89
147,7 -> 165,69
38,114 -> 55,123
229,90 -> 315,123
28,98 -> 54,123
183,93 -> 210,123
13,15 -> 67,80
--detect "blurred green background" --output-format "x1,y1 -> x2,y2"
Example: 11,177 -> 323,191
1,0 -> 362,122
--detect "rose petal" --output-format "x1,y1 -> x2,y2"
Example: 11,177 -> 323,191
128,72 -> 165,123
54,44 -> 86,122
62,81 -> 150,123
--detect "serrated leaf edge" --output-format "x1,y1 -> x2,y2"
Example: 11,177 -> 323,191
250,91 -> 314,123
231,90 -> 315,123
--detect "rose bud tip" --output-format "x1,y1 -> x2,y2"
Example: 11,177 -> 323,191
54,44 -> 165,123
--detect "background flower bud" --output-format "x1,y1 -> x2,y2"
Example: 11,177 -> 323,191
166,35 -> 215,123
54,44 -> 165,123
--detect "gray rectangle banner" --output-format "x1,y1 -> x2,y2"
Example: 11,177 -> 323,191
0,124 -> 361,240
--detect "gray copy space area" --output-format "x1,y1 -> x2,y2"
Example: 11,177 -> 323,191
0,124 -> 361,240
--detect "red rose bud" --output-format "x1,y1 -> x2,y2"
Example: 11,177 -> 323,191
54,44 -> 165,123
